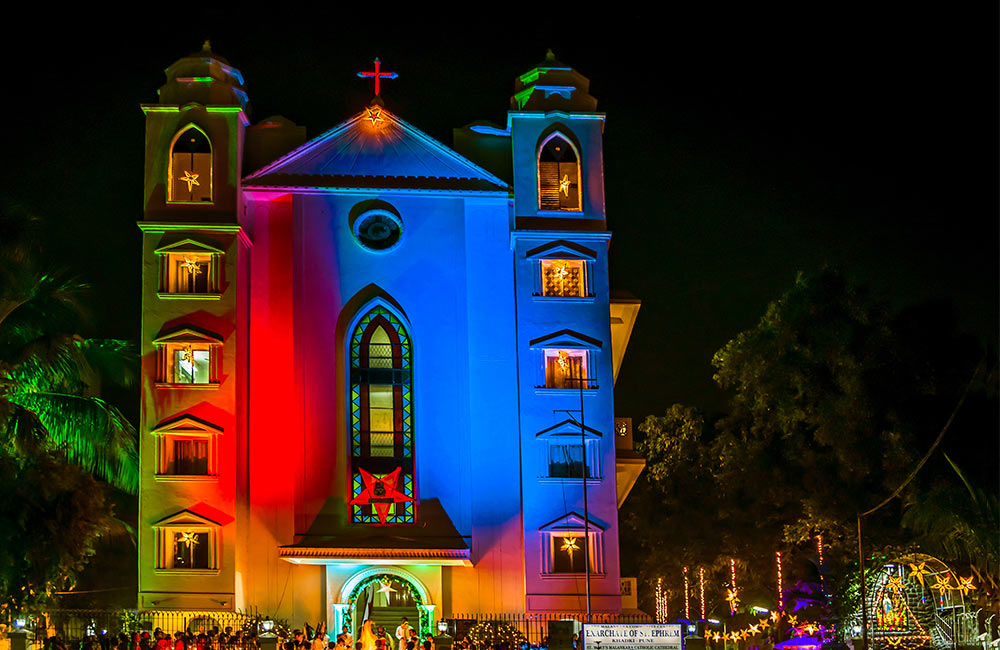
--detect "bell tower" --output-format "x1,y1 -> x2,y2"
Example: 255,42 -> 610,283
508,51 -> 622,613
137,41 -> 251,611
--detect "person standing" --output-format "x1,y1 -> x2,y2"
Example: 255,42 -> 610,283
394,619 -> 410,650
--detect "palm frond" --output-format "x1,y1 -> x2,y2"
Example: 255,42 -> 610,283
5,391 -> 138,493
79,339 -> 138,389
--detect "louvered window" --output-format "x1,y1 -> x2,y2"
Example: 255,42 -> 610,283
538,135 -> 580,211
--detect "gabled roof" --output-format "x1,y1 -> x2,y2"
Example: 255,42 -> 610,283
152,509 -> 222,528
151,414 -> 224,436
152,326 -> 223,345
535,419 -> 603,439
154,238 -> 225,255
244,105 -> 510,194
539,511 -> 606,533
529,329 -> 602,350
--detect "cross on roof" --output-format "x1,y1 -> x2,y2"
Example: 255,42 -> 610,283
357,57 -> 398,97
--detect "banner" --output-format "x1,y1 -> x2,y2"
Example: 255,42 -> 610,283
583,624 -> 683,650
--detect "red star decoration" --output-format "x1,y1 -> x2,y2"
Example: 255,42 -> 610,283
349,467 -> 413,524
366,106 -> 384,126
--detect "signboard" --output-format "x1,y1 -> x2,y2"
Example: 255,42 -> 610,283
584,624 -> 683,650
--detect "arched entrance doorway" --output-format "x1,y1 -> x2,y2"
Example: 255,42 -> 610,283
336,567 -> 434,643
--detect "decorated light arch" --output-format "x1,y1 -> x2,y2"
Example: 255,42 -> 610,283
336,567 -> 434,639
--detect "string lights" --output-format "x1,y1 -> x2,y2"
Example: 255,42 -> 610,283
776,551 -> 784,611
727,558 -> 740,614
684,566 -> 691,620
655,577 -> 669,623
817,535 -> 824,568
699,567 -> 706,621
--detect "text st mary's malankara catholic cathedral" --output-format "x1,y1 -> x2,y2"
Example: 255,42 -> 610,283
137,42 -> 644,635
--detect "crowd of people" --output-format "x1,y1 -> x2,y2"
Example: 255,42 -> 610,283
290,618 -> 435,650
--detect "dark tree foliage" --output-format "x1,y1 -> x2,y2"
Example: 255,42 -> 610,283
624,269 -> 997,615
0,442 -> 111,612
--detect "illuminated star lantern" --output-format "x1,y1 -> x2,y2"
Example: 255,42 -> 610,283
771,611 -> 780,622
957,575 -> 976,596
177,530 -> 200,548
559,174 -> 571,196
908,561 -> 930,587
759,619 -> 770,630
748,624 -> 760,636
180,257 -> 202,275
366,106 -> 384,126
181,347 -> 195,365
786,616 -> 798,627
557,350 -> 570,374
725,588 -> 741,613
348,467 -> 413,524
561,536 -> 580,564
376,581 -> 396,597
930,575 -> 953,594
179,170 -> 200,192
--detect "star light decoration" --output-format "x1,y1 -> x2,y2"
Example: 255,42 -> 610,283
559,174 -> 571,197
561,536 -> 580,564
557,350 -> 571,374
181,347 -> 195,365
366,106 -> 384,126
179,171 -> 200,192
181,257 -> 202,275
376,581 -> 396,597
177,530 -> 200,548
348,467 -> 413,524
725,588 -> 741,613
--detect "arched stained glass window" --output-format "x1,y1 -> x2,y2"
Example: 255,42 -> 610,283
348,305 -> 415,525
169,126 -> 213,203
538,133 -> 580,211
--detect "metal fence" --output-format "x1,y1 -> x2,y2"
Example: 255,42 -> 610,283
1,610 -> 265,650
445,612 -> 654,647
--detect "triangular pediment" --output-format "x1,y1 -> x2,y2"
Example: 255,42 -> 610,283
153,509 -> 222,528
151,414 -> 223,436
539,511 -> 605,533
152,326 -> 223,345
525,240 -> 597,261
154,238 -> 225,255
529,329 -> 602,350
244,106 -> 509,193
535,419 -> 602,439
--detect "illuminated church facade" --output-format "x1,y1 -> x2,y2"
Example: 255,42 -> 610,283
137,44 -> 644,633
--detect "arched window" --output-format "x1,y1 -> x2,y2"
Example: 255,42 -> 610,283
538,133 -> 580,211
169,126 -> 213,203
348,305 -> 415,525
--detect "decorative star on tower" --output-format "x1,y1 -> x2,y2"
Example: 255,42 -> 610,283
366,106 -> 384,126
376,580 -> 397,597
559,174 -> 571,196
561,536 -> 580,564
181,257 -> 202,275
179,170 -> 200,192
348,467 -> 413,524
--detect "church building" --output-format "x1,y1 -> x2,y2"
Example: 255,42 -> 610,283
137,43 -> 644,635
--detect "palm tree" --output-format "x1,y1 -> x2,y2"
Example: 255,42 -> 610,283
0,212 -> 138,493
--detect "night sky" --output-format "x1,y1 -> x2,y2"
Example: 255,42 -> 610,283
3,11 -> 996,424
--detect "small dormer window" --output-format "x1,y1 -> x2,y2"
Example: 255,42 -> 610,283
538,134 -> 580,211
169,126 -> 213,203
541,259 -> 586,297
154,239 -> 223,298
153,328 -> 223,389
544,349 -> 588,389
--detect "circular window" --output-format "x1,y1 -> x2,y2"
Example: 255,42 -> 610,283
353,210 -> 403,251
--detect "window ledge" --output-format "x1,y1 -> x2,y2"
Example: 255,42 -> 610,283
534,387 -> 599,395
531,295 -> 597,303
157,292 -> 223,301
535,210 -> 585,217
155,382 -> 221,390
540,572 -> 606,580
165,201 -> 215,206
154,474 -> 220,482
537,477 -> 603,485
153,568 -> 221,576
